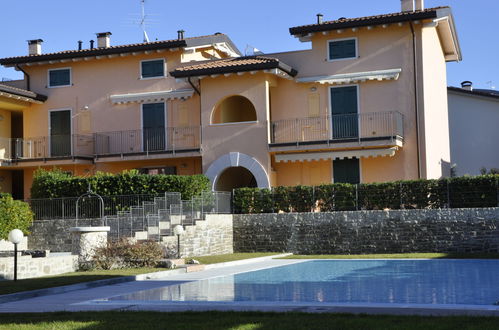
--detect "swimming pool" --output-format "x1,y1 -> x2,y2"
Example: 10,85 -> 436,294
105,259 -> 499,307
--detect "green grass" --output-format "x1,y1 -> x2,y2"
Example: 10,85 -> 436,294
0,267 -> 162,296
0,253 -> 280,296
194,252 -> 281,265
280,253 -> 499,259
0,311 -> 497,330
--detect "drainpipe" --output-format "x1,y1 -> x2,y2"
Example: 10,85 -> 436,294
410,22 -> 422,179
15,65 -> 30,90
188,77 -> 200,95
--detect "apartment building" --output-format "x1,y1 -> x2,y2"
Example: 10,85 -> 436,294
0,0 -> 461,197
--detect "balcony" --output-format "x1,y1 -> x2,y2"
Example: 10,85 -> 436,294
270,111 -> 404,150
0,135 -> 93,161
94,126 -> 200,157
0,127 -> 201,162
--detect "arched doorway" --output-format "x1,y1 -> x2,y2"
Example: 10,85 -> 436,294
205,152 -> 270,191
215,166 -> 257,191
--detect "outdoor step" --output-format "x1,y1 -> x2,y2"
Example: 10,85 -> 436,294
135,231 -> 148,240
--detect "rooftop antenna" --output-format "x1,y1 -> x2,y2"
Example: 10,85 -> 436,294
140,0 -> 150,42
486,81 -> 496,90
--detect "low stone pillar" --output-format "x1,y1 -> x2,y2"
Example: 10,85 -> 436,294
69,226 -> 110,267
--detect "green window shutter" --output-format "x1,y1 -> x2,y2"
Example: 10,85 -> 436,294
329,39 -> 356,60
49,69 -> 70,86
141,60 -> 164,78
333,158 -> 360,184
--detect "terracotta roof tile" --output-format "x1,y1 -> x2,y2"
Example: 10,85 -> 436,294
170,56 -> 297,78
0,83 -> 47,102
289,7 -> 448,35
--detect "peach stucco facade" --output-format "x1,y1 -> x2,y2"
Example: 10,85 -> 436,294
0,4 -> 461,198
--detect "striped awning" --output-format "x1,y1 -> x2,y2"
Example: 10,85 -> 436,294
275,147 -> 398,163
296,68 -> 402,85
110,89 -> 194,104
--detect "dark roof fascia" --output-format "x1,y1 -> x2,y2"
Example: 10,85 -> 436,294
0,40 -> 187,66
289,10 -> 439,35
171,59 -> 298,78
448,87 -> 499,100
0,84 -> 47,102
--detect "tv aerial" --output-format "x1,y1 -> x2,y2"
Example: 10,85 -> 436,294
125,0 -> 159,42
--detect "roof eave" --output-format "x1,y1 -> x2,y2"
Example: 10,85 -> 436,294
289,10 -> 439,36
171,62 -> 297,79
435,8 -> 462,62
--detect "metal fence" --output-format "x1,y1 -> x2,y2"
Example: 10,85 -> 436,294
233,182 -> 499,214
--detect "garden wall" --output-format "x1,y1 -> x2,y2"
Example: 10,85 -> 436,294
233,208 -> 499,254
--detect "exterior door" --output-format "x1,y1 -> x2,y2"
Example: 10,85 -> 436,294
50,110 -> 71,157
330,86 -> 358,139
142,103 -> 165,151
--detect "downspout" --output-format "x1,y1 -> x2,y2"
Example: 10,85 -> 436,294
188,77 -> 200,95
410,22 -> 422,179
15,65 -> 30,90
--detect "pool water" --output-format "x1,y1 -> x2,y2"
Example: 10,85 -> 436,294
108,260 -> 499,306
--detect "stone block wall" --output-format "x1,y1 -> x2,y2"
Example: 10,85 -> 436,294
163,214 -> 233,257
0,254 -> 77,280
233,208 -> 499,254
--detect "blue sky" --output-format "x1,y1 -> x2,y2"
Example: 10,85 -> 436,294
0,0 -> 497,90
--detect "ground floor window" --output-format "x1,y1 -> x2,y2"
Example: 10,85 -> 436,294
333,158 -> 360,184
138,166 -> 176,175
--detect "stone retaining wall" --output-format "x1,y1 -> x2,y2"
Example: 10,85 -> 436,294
233,208 -> 499,254
0,254 -> 77,280
162,214 -> 233,257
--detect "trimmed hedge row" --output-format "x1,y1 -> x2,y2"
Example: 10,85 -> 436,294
233,175 -> 499,214
30,169 -> 210,200
0,193 -> 33,239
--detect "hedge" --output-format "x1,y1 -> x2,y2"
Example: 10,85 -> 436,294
0,193 -> 33,240
30,168 -> 210,200
233,175 -> 499,214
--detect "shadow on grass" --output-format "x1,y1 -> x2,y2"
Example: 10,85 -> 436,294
0,311 -> 498,330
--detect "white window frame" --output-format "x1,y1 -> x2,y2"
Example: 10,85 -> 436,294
327,84 -> 360,140
140,58 -> 166,80
140,102 -> 168,152
47,67 -> 72,88
48,108 -> 73,157
327,37 -> 358,62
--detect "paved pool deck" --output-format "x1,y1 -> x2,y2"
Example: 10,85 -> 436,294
1,256 -> 499,316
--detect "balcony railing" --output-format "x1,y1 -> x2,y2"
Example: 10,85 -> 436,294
1,134 -> 93,160
94,126 -> 200,156
0,127 -> 200,161
270,111 -> 404,145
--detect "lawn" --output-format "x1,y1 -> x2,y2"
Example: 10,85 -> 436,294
281,253 -> 499,259
0,253 -> 280,296
0,311 -> 497,330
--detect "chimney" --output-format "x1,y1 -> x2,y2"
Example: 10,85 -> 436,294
317,13 -> 324,24
401,0 -> 424,12
78,40 -> 83,51
177,30 -> 185,40
461,81 -> 473,91
96,32 -> 111,48
90,40 -> 95,49
28,39 -> 43,55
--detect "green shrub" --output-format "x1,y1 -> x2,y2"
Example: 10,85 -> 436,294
233,175 -> 499,214
30,168 -> 209,199
0,193 -> 33,240
92,239 -> 164,270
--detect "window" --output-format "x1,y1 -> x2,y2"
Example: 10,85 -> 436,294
333,158 -> 360,184
328,38 -> 357,61
141,59 -> 165,79
48,68 -> 71,87
138,166 -> 176,175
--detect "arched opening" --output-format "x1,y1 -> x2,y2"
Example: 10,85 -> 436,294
215,166 -> 257,191
211,95 -> 257,124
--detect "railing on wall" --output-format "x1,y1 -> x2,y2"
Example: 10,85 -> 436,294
270,111 -> 404,145
94,126 -> 200,156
